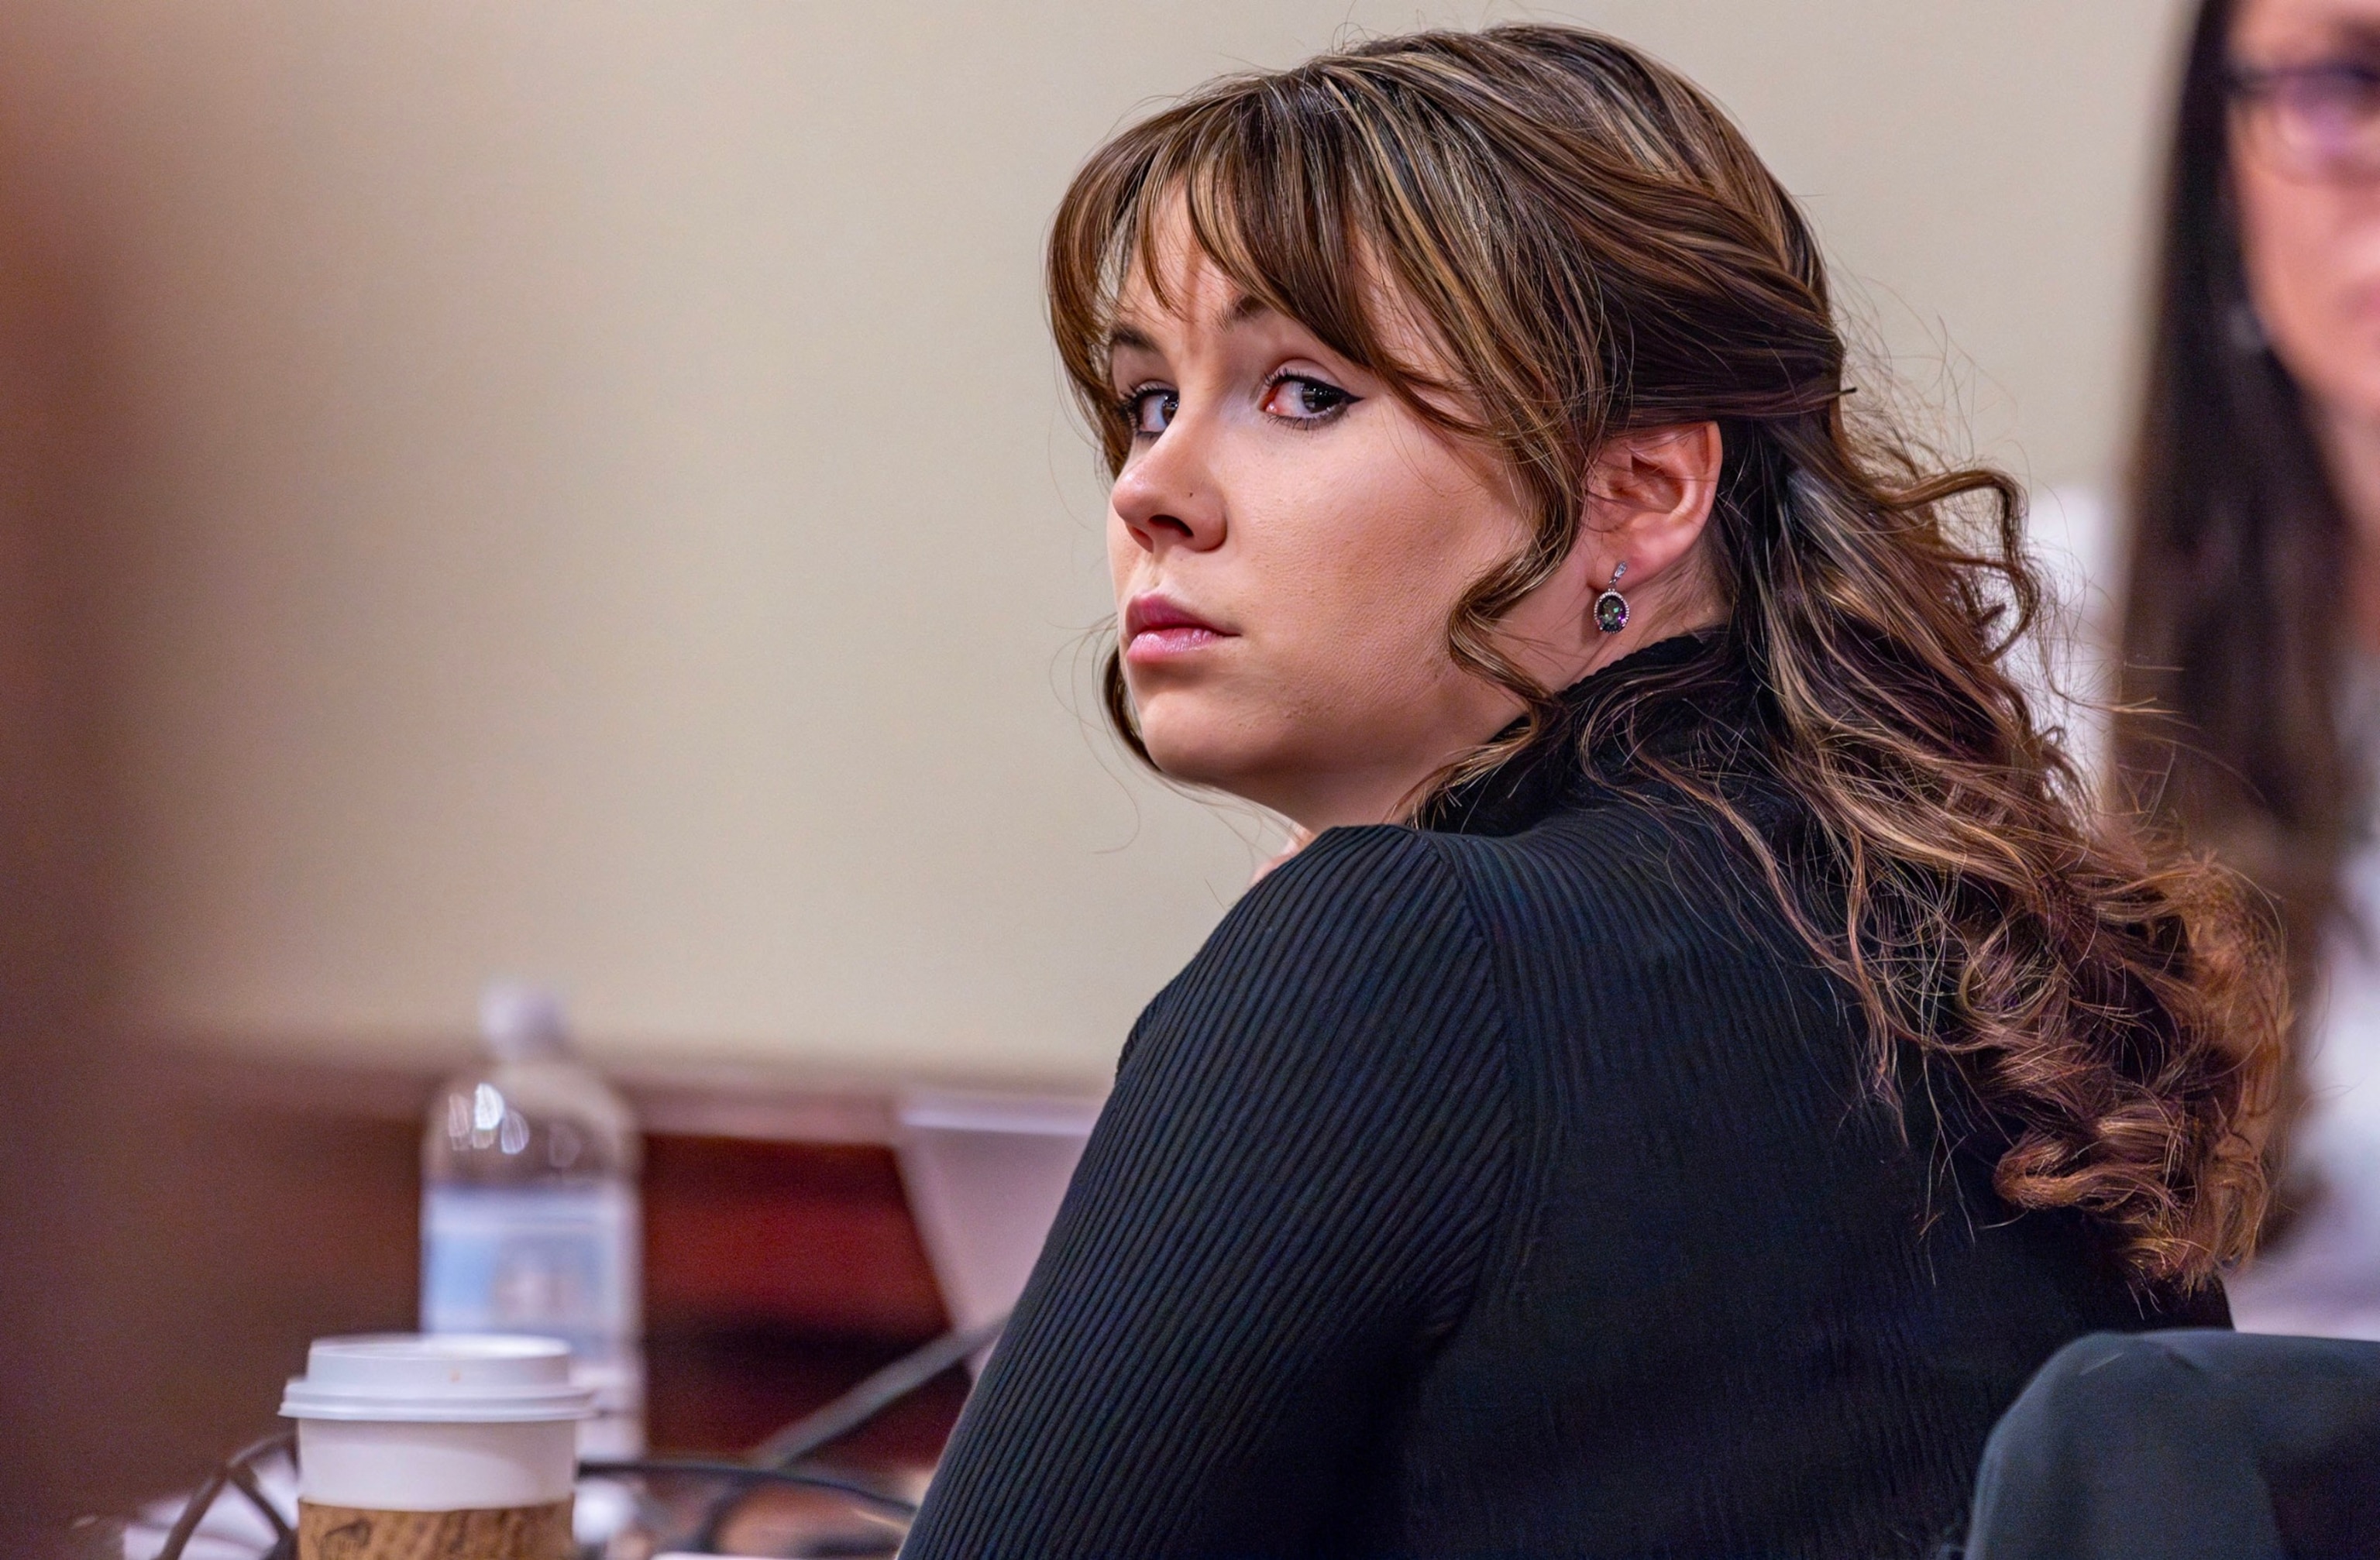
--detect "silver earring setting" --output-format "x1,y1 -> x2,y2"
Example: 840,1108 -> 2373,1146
1594,562 -> 1630,634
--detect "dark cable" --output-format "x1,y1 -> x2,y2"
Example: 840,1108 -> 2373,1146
225,1460 -> 295,1546
690,1313 -> 1006,1551
753,1314 -> 1006,1469
154,1433 -> 295,1560
577,1458 -> 920,1518
153,1470 -> 229,1560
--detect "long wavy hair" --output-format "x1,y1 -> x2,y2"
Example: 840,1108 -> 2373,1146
1048,24 -> 2282,1287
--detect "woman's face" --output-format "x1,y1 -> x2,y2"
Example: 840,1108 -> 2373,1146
2232,0 -> 2380,426
1101,232 -> 1576,835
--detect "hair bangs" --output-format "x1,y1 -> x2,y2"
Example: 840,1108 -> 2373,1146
1050,75 -> 1499,478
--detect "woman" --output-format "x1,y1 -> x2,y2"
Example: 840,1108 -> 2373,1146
908,26 -> 2282,1558
2121,0 -> 2380,1338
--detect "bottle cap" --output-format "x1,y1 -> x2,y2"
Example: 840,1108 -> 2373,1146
480,980 -> 573,1063
281,1334 -> 597,1423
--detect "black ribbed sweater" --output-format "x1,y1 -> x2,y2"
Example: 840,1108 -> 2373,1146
903,638 -> 2224,1560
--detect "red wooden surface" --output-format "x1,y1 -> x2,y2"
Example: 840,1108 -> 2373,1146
645,1136 -> 946,1336
641,1133 -> 965,1462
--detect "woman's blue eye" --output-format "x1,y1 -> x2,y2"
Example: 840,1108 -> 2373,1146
1261,375 -> 1353,421
1126,387 -> 1178,436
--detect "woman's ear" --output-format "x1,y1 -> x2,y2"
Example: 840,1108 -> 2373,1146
1581,421 -> 1723,582
1494,420 -> 1726,692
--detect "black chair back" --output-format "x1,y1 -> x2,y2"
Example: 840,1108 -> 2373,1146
1964,1330 -> 2380,1560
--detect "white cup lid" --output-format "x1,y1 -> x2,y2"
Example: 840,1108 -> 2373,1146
281,1334 -> 597,1423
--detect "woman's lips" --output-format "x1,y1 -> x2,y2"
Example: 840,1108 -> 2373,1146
1123,593 -> 1235,665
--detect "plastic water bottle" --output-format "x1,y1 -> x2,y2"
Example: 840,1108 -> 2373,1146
422,982 -> 645,1458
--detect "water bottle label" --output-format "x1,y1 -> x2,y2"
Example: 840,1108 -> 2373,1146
422,1184 -> 641,1372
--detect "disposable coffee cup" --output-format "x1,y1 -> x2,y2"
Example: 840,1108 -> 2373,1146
281,1334 -> 594,1560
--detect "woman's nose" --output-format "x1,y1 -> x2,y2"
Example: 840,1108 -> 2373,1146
1111,421 -> 1226,554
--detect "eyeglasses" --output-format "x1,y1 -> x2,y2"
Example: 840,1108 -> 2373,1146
2228,58 -> 2380,181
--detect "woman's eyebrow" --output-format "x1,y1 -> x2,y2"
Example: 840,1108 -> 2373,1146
1222,293 -> 1276,328
1108,321 -> 1160,357
1106,294 -> 1282,362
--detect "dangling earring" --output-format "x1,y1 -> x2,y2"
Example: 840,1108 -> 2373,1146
1594,562 -> 1630,634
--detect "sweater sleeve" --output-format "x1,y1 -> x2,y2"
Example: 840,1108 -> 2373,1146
899,826 -> 1516,1559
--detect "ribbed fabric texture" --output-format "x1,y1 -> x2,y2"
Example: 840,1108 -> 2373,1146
901,644 -> 2225,1560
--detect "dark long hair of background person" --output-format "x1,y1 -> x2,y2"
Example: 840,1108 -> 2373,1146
2121,0 -> 2346,978
2119,0 -> 2349,1169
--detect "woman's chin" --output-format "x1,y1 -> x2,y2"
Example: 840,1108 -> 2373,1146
1135,713 -> 1278,804
1140,736 -> 1260,799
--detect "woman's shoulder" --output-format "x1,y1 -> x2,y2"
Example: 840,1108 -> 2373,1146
1210,797 -> 1765,971
1174,823 -> 1489,991
1428,783 -> 1787,935
1133,794 -> 1796,1072
1126,823 -> 1505,1078
1415,787 -> 1843,1062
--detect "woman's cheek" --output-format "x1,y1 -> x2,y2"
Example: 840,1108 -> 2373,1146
2241,177 -> 2371,414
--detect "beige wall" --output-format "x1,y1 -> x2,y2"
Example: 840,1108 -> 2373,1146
0,0 -> 2191,1088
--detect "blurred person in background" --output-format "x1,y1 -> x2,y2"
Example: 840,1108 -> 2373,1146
2122,0 -> 2380,1337
904,26 -> 2284,1558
